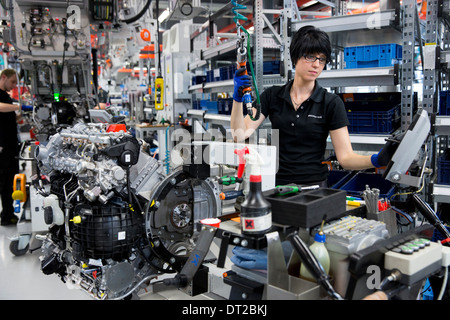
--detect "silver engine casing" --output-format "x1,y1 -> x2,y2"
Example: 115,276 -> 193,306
35,123 -> 220,299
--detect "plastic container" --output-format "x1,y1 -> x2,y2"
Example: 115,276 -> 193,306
440,90 -> 450,115
200,100 -> 218,113
192,99 -> 201,110
327,170 -> 354,189
192,75 -> 206,85
346,104 -> 400,134
438,149 -> 450,185
339,172 -> 396,199
200,218 -> 221,228
344,44 -> 402,69
263,188 -> 346,228
299,232 -> 330,282
263,60 -> 281,74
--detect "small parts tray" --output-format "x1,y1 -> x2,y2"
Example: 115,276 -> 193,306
263,187 -> 347,228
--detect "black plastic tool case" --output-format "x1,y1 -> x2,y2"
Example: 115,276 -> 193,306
263,187 -> 347,228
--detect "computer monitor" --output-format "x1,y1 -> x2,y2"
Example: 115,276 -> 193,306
383,109 -> 430,187
89,109 -> 114,123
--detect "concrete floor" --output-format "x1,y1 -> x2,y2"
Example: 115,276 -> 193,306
0,223 -> 92,300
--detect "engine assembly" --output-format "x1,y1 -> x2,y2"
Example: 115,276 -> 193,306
34,123 -> 221,299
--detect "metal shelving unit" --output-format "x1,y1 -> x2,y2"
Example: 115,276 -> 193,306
317,66 -> 399,87
279,0 -> 404,151
427,0 -> 450,204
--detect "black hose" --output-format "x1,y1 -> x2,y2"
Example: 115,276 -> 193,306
121,0 -> 152,24
287,232 -> 344,300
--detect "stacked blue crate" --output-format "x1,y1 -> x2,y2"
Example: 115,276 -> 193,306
192,99 -> 201,110
344,44 -> 402,69
340,93 -> 402,134
346,104 -> 401,134
192,75 -> 206,86
206,70 -> 214,83
439,90 -> 450,115
200,99 -> 218,114
438,148 -> 450,185
218,98 -> 233,115
263,60 -> 281,74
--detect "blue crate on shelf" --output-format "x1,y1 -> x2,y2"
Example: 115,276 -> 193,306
439,90 -> 450,115
263,60 -> 281,74
192,75 -> 206,86
220,66 -> 229,81
218,98 -> 233,115
327,170 -> 354,189
339,172 -> 396,199
200,100 -> 218,114
192,99 -> 201,110
206,70 -> 214,83
346,103 -> 400,134
344,44 -> 402,69
438,149 -> 450,185
228,65 -> 237,79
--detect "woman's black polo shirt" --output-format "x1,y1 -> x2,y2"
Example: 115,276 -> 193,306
257,80 -> 349,185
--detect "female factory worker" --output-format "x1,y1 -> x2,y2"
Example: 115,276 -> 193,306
230,25 -> 395,187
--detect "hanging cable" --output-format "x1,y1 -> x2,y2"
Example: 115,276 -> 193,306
231,0 -> 261,120
121,0 -> 152,24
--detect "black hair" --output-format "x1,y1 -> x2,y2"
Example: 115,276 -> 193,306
289,25 -> 331,66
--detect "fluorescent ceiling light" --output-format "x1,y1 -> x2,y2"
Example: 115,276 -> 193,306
158,8 -> 170,23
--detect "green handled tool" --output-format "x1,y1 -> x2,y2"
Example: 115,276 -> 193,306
275,184 -> 320,196
218,175 -> 243,186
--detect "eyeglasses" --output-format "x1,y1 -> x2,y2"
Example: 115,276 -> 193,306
303,54 -> 327,65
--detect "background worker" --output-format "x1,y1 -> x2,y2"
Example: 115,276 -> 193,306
0,68 -> 20,226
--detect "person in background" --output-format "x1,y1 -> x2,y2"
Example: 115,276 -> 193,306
230,25 -> 397,187
0,68 -> 20,226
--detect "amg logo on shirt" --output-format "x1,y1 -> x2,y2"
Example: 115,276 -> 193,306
308,114 -> 323,119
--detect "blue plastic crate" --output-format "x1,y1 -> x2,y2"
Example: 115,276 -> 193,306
327,170 -> 354,189
422,279 -> 434,300
192,75 -> 206,85
438,149 -> 450,185
263,60 -> 281,74
439,90 -> 450,115
192,99 -> 201,110
200,100 -> 218,114
345,59 -> 396,69
206,70 -> 213,83
218,98 -> 233,115
346,104 -> 400,134
220,66 -> 229,80
339,172 -> 396,199
344,44 -> 402,69
228,65 -> 237,79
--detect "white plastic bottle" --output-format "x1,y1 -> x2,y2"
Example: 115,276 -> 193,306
299,231 -> 330,282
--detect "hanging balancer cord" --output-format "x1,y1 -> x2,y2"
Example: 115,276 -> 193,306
232,0 -> 261,121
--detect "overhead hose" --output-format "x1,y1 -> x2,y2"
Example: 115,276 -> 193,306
231,0 -> 248,28
231,0 -> 261,120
